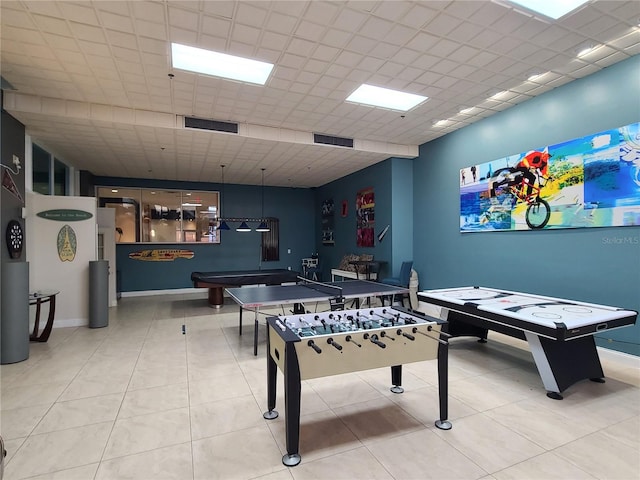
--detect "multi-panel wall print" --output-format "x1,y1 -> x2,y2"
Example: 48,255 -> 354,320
460,122 -> 640,232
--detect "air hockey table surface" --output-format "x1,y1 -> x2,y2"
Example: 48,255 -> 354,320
420,286 -> 637,340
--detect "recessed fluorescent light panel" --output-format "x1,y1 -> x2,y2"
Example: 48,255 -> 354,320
508,0 -> 589,20
171,43 -> 273,85
346,84 -> 428,111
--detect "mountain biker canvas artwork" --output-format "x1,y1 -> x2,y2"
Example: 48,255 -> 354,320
460,121 -> 640,232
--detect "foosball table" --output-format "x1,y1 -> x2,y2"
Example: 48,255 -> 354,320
262,305 -> 452,467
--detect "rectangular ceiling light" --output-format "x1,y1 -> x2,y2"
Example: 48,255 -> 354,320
508,0 -> 589,20
171,43 -> 273,85
346,84 -> 427,111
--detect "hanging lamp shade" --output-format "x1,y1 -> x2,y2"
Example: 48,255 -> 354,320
256,221 -> 269,232
218,220 -> 230,230
236,221 -> 251,232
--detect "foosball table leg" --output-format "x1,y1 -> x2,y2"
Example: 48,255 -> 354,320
390,365 -> 404,394
435,330 -> 452,430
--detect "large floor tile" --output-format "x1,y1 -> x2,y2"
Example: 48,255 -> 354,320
192,424 -> 286,480
289,446 -> 393,479
267,409 -> 362,464
24,463 -> 100,480
4,422 -> 112,479
32,392 -> 123,434
1,381 -> 68,411
103,407 -> 191,460
484,398 -> 603,450
367,428 -> 487,479
433,412 -> 545,474
1,404 -> 51,439
58,373 -> 131,402
95,442 -> 193,480
188,372 -> 252,406
190,394 -> 264,440
118,382 -> 188,418
492,451 -> 596,480
307,374 -> 384,409
555,429 -> 640,479
332,396 -> 425,445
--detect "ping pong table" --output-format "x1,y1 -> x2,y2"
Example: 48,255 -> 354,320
226,278 -> 410,355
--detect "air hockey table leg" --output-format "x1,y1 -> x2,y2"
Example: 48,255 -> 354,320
526,332 -> 605,400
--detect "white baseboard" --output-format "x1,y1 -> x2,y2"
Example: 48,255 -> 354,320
53,317 -> 88,328
120,287 -> 203,297
597,346 -> 640,368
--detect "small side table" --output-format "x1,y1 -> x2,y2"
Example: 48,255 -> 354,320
348,260 -> 385,280
29,290 -> 59,342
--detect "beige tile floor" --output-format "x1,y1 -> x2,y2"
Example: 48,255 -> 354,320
1,293 -> 639,480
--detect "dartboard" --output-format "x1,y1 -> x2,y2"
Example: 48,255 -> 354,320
6,219 -> 23,259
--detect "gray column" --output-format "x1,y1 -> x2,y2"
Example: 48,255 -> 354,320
89,260 -> 109,328
1,261 -> 29,364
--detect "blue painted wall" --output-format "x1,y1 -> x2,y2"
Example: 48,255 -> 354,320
95,177 -> 315,291
314,157 -> 414,279
413,55 -> 640,356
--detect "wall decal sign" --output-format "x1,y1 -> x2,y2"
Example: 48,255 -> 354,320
38,209 -> 93,222
460,122 -> 640,232
57,225 -> 77,262
129,249 -> 195,261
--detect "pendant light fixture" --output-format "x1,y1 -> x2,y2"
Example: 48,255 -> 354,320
256,168 -> 270,232
218,165 -> 230,231
236,221 -> 251,232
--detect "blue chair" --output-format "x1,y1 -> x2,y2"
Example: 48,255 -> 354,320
380,261 -> 413,307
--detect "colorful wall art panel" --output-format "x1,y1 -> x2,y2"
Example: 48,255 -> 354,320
460,122 -> 640,232
356,187 -> 375,247
322,198 -> 335,245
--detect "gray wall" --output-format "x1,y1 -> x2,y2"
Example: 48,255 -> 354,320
414,55 -> 640,356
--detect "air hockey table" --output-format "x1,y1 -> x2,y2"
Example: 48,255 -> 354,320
418,286 -> 638,399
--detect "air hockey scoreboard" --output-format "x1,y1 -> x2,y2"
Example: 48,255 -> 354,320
262,305 -> 451,467
418,286 -> 638,400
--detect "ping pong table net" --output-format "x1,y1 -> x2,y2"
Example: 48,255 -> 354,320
298,276 -> 345,310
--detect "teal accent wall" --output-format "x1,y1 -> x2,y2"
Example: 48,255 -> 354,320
314,157 -> 414,280
413,55 -> 640,356
390,158 -> 414,275
96,177 -> 315,291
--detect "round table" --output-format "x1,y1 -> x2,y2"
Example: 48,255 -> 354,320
29,290 -> 60,342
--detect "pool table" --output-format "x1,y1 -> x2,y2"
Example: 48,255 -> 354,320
191,269 -> 300,307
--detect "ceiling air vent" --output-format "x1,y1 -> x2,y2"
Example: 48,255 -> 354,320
313,133 -> 354,148
185,116 -> 238,134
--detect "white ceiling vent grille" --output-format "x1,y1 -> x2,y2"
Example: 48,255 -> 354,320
184,116 -> 238,134
313,133 -> 354,148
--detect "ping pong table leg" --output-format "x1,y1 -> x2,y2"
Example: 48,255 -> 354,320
254,307 -> 259,356
239,306 -> 243,336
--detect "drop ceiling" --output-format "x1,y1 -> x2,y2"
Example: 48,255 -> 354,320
1,1 -> 638,188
